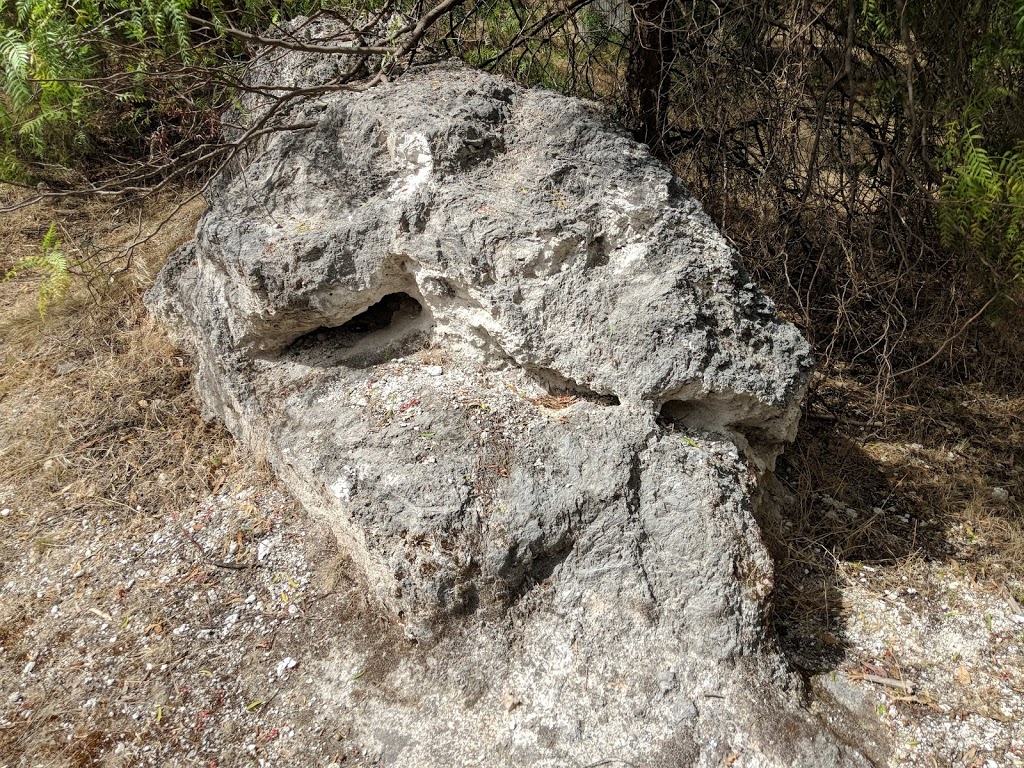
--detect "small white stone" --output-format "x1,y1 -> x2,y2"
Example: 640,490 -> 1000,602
275,657 -> 298,678
425,365 -> 443,376
257,540 -> 273,561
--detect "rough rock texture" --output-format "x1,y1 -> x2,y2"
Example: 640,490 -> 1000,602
148,59 -> 880,766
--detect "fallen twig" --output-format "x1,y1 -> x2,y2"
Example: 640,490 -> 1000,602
848,671 -> 913,692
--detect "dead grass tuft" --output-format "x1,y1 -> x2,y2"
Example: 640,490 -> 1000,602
0,186 -> 233,563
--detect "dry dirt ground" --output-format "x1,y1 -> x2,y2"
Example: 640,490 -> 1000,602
1,189 -> 1023,767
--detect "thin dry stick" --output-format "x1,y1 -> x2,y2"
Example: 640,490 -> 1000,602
893,294 -> 1000,378
184,14 -> 392,55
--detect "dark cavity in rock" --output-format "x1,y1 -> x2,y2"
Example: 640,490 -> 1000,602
283,292 -> 427,364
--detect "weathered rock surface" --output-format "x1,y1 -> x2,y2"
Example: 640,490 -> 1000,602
148,59 -> 880,766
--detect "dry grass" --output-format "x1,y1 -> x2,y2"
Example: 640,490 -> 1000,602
0,189 -> 232,517
0,189 -> 245,763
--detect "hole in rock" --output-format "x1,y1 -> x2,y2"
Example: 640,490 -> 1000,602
660,399 -> 748,439
340,292 -> 423,334
526,366 -> 620,406
283,292 -> 428,365
659,399 -> 698,427
530,542 -> 573,583
660,398 -> 779,463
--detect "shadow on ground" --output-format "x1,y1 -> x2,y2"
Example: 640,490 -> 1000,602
763,368 -> 1024,676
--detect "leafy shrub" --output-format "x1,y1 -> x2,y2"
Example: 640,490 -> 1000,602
0,0 -> 328,181
940,124 -> 1024,282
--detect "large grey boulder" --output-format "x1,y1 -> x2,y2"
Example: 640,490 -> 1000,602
148,60 -> 879,766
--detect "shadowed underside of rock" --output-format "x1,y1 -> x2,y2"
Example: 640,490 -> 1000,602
147,60 -> 881,767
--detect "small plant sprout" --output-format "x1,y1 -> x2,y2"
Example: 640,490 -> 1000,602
3,222 -> 70,317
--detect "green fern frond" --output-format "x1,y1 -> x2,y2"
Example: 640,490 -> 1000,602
1014,0 -> 1024,42
17,107 -> 67,136
937,119 -> 1024,282
14,0 -> 36,26
0,31 -> 33,113
3,222 -> 71,317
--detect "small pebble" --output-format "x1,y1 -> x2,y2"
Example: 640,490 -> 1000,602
257,540 -> 273,561
276,657 -> 298,678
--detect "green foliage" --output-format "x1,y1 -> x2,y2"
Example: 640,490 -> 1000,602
3,222 -> 70,317
858,0 -> 892,39
0,0 -> 94,172
939,123 -> 1024,281
906,1 -> 1024,284
0,0 -> 329,179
